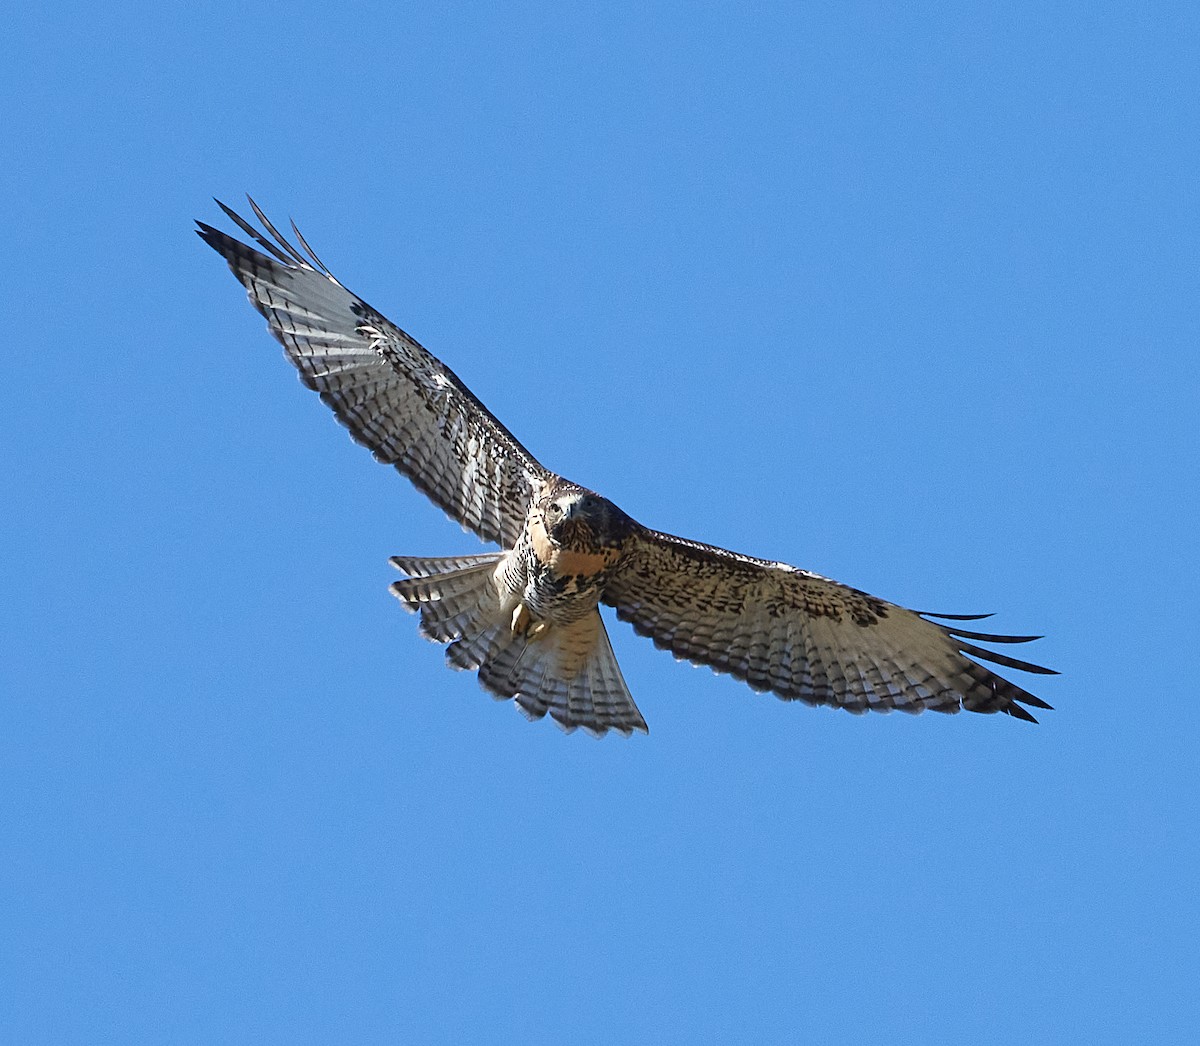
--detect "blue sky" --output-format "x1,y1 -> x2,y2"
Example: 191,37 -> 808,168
3,2 -> 1197,1042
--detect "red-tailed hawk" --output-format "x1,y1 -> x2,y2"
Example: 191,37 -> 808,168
198,199 -> 1055,736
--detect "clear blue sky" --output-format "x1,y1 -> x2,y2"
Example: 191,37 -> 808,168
3,3 -> 1197,1043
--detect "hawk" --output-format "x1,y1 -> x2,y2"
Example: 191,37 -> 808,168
198,199 -> 1055,737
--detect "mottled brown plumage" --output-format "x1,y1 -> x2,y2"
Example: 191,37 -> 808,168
198,199 -> 1056,736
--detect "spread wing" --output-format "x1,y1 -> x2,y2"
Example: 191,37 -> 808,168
197,199 -> 552,547
604,529 -> 1055,721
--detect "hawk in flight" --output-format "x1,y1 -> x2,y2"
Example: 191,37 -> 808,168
198,200 -> 1055,736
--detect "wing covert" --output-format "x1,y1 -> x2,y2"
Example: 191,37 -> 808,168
197,199 -> 552,547
604,529 -> 1055,721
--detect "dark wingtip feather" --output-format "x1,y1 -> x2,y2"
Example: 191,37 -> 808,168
290,215 -> 333,276
195,220 -> 223,242
211,197 -> 297,266
945,626 -> 1044,644
955,639 -> 1058,675
195,221 -> 246,264
247,195 -> 307,266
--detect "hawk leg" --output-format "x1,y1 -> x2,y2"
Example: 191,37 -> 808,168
511,603 -> 549,639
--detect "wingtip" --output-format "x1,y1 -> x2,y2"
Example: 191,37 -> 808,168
194,221 -> 228,253
214,197 -> 241,223
1013,691 -> 1056,721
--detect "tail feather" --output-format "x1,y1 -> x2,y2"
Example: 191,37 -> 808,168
503,615 -> 647,737
389,553 -> 504,578
390,554 -> 646,737
446,621 -> 511,673
390,555 -> 504,643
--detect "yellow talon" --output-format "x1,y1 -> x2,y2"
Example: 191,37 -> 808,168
511,604 -> 532,635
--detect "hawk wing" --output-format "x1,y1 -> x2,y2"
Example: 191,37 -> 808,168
604,529 -> 1055,721
197,199 -> 552,547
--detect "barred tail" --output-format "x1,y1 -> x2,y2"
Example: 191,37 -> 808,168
389,554 -> 647,737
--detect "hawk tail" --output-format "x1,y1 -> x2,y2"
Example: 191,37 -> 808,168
389,555 -> 647,737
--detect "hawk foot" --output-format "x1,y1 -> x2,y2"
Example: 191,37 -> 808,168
510,603 -> 550,639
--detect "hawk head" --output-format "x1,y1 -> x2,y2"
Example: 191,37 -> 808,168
539,485 -> 634,553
